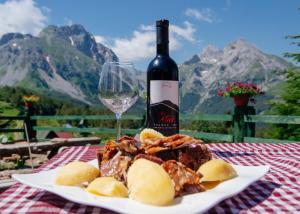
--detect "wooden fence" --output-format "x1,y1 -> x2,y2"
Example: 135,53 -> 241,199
1,107 -> 299,143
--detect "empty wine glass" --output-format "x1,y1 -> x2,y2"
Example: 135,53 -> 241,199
98,62 -> 139,140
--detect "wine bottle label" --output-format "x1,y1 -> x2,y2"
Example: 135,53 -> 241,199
149,80 -> 179,135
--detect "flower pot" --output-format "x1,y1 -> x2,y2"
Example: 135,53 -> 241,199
25,102 -> 33,108
233,94 -> 250,107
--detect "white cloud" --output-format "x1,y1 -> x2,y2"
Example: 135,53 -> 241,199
94,35 -> 107,44
0,0 -> 48,37
185,8 -> 216,23
100,22 -> 196,62
170,21 -> 195,42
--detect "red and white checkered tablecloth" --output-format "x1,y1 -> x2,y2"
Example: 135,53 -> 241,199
0,143 -> 299,213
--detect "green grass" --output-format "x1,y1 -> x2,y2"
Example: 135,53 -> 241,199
0,101 -> 19,116
0,101 -> 22,142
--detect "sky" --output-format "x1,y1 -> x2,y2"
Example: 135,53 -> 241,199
0,0 -> 299,69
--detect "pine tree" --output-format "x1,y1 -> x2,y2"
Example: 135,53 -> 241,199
269,33 -> 300,140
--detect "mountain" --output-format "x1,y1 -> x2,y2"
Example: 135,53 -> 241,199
179,39 -> 292,113
0,25 -> 293,114
0,24 -> 117,104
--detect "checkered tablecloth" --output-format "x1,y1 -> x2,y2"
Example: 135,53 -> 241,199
0,143 -> 299,213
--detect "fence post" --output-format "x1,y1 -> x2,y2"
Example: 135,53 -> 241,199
24,107 -> 36,141
233,106 -> 256,142
141,113 -> 147,128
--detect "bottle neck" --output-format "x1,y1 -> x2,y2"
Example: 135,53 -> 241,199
157,44 -> 169,55
156,26 -> 169,55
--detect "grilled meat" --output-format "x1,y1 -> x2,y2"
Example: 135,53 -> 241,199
162,160 -> 205,196
96,134 -> 212,196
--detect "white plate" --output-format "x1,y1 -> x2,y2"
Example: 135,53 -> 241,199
12,160 -> 269,214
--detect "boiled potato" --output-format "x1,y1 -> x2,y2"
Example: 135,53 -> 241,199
87,177 -> 128,197
55,161 -> 100,186
197,159 -> 237,182
127,158 -> 175,206
140,128 -> 164,145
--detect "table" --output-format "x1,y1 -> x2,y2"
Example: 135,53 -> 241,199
0,143 -> 299,213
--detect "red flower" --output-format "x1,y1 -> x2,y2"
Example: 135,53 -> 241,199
217,89 -> 224,96
216,81 -> 264,99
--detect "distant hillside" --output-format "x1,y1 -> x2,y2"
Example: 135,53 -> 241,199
0,25 -> 294,114
179,39 -> 293,113
0,24 -> 117,104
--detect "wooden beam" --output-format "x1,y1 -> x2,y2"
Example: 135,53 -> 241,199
180,130 -> 233,142
180,114 -> 232,122
33,126 -> 139,135
0,116 -> 26,120
31,115 -> 143,120
244,115 -> 300,124
0,137 -> 100,157
0,128 -> 24,133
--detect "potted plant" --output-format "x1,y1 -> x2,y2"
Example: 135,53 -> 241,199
217,82 -> 264,107
23,95 -> 40,108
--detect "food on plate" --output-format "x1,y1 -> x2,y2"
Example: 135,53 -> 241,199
139,128 -> 165,145
55,161 -> 100,186
162,160 -> 205,196
53,129 -> 241,206
197,159 -> 237,182
127,158 -> 175,206
87,177 -> 128,197
143,134 -> 211,171
91,129 -> 238,205
96,132 -> 211,202
201,181 -> 221,190
97,133 -> 212,178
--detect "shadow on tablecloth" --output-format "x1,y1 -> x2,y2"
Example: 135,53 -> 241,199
26,179 -> 280,214
27,192 -> 118,213
206,180 -> 281,214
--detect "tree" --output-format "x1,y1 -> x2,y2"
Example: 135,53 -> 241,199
269,33 -> 300,140
284,35 -> 300,62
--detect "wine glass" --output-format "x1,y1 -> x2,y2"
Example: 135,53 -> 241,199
98,62 -> 139,140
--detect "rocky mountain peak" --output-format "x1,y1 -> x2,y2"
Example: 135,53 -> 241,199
38,24 -> 118,64
199,44 -> 223,63
228,38 -> 251,46
224,38 -> 257,53
0,33 -> 33,46
179,38 -> 292,113
201,44 -> 221,55
0,24 -> 119,104
61,24 -> 86,35
183,54 -> 200,65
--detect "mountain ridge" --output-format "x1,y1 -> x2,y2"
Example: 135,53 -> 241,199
0,24 -> 293,113
0,24 -> 118,104
179,38 -> 292,113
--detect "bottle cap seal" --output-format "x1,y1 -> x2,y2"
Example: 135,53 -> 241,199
156,19 -> 169,27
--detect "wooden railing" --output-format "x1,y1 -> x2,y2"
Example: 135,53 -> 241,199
30,115 -> 144,137
0,116 -> 26,134
1,110 -> 300,143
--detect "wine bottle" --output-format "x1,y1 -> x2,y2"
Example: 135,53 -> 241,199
146,19 -> 179,136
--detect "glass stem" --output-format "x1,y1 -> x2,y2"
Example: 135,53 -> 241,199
116,113 -> 122,140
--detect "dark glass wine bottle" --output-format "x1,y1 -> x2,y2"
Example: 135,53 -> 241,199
146,19 -> 179,136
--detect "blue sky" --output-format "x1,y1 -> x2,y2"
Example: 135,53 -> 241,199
0,0 -> 299,69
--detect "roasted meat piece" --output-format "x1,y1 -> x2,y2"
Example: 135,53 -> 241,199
96,134 -> 212,196
143,134 -> 212,170
117,136 -> 140,155
177,143 -> 212,170
100,151 -> 132,181
97,136 -> 139,167
162,160 -> 205,196
97,137 -> 139,181
134,154 -> 164,165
